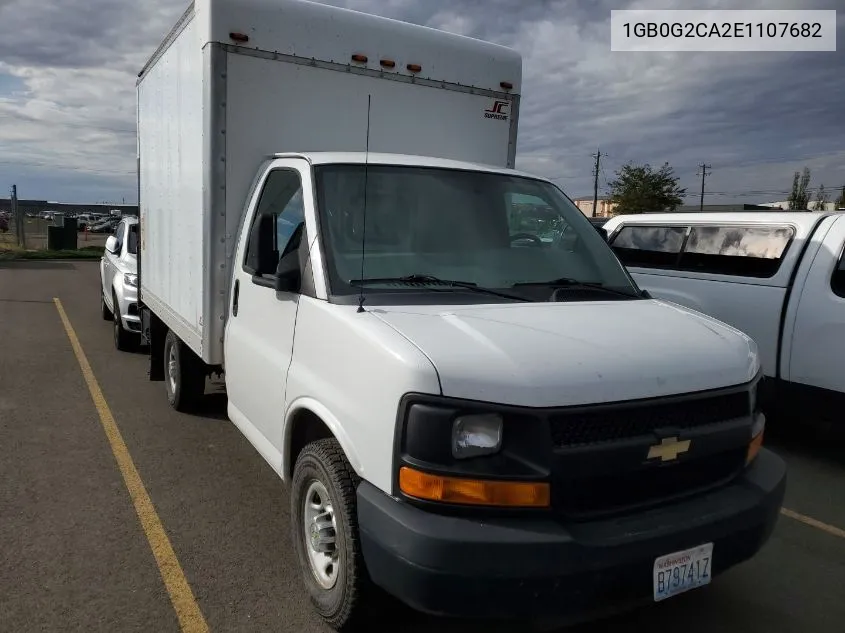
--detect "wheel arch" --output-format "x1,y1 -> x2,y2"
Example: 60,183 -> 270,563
283,399 -> 363,483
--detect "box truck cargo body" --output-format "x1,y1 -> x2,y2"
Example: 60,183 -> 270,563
137,0 -> 521,365
136,0 -> 785,629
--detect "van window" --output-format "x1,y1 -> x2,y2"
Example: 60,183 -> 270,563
610,226 -> 687,267
244,169 -> 305,275
679,226 -> 794,277
832,242 -> 845,298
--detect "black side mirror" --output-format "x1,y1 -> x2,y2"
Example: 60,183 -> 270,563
274,251 -> 301,293
597,227 -> 608,242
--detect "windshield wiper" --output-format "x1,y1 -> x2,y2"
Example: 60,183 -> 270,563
349,274 -> 531,302
512,277 -> 642,298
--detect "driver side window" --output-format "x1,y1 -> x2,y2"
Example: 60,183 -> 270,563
244,169 -> 305,276
505,192 -> 571,248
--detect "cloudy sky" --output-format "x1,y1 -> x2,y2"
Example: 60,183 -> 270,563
0,0 -> 842,206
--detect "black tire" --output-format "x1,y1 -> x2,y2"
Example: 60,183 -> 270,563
113,292 -> 135,352
101,291 -> 113,321
291,438 -> 369,631
163,329 -> 205,412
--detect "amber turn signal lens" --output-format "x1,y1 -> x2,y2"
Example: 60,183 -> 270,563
351,54 -> 368,63
747,430 -> 764,465
399,466 -> 550,508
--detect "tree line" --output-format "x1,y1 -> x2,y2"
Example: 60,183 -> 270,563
606,162 -> 845,215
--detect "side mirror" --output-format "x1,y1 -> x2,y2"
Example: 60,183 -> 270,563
105,235 -> 120,254
274,251 -> 301,293
597,227 -> 609,242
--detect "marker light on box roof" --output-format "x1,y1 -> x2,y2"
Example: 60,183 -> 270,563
500,81 -> 513,90
351,54 -> 368,63
229,32 -> 249,43
379,58 -> 396,69
406,63 -> 422,73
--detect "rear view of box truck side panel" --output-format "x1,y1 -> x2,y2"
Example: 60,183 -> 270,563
137,13 -> 205,357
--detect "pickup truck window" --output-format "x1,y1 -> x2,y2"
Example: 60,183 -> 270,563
244,169 -> 305,275
679,226 -> 794,278
611,226 -> 687,267
313,164 -> 639,301
610,223 -> 795,279
832,242 -> 845,298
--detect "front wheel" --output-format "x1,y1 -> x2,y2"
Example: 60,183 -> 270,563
163,329 -> 205,412
291,438 -> 369,631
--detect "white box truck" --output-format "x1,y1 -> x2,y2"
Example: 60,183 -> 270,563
137,0 -> 786,629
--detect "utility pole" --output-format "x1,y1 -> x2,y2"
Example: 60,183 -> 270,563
11,184 -> 25,249
697,163 -> 712,212
591,148 -> 606,217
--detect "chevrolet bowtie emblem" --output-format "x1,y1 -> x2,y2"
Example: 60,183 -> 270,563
647,437 -> 691,462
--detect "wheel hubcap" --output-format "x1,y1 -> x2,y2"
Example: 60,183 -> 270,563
167,344 -> 177,393
303,480 -> 338,589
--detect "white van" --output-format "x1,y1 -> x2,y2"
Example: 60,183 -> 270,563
136,0 -> 786,628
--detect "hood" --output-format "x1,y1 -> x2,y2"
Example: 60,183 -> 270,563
370,299 -> 759,408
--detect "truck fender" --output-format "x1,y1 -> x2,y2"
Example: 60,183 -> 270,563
282,397 -> 364,483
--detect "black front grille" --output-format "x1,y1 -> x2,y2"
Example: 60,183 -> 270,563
554,449 -> 747,518
549,391 -> 749,448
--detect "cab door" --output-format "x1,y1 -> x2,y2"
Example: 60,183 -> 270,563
224,160 -> 309,464
786,216 -> 845,396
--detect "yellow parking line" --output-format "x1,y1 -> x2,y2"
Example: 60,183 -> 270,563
781,507 -> 845,540
53,298 -> 209,633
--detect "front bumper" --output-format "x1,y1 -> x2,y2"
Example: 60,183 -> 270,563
357,448 -> 786,621
115,279 -> 141,333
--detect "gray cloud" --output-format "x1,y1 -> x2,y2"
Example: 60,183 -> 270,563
0,0 -> 842,205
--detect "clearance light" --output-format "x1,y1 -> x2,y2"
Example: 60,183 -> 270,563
229,32 -> 249,43
380,58 -> 396,69
406,63 -> 422,73
500,81 -> 513,90
747,412 -> 766,464
399,466 -> 550,508
351,54 -> 368,63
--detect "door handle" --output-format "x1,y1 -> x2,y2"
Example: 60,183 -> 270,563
232,279 -> 240,317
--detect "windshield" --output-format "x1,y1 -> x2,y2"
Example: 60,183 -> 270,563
313,164 -> 639,302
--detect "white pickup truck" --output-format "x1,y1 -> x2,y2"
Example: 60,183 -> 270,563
603,211 -> 845,420
136,0 -> 785,628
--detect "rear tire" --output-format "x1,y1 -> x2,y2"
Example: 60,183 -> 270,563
163,329 -> 205,412
101,291 -> 113,321
291,438 -> 369,631
113,292 -> 134,352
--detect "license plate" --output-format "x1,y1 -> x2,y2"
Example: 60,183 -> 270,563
653,543 -> 713,602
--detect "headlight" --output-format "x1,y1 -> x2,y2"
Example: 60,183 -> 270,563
124,273 -> 138,287
452,413 -> 503,459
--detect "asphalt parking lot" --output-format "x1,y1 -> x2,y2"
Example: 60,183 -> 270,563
1,260 -> 844,633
